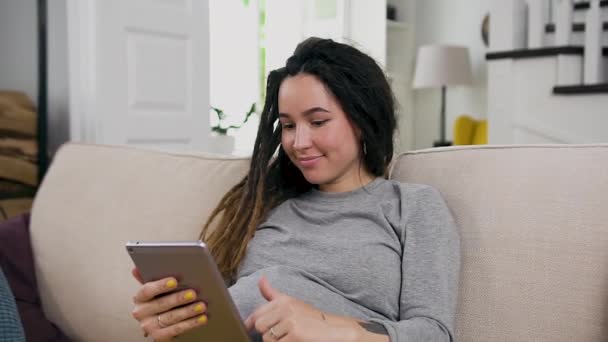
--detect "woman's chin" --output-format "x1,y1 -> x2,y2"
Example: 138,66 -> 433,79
300,170 -> 325,185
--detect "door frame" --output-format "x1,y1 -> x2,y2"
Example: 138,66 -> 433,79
66,0 -> 97,143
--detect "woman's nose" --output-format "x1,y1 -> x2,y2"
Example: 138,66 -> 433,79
293,127 -> 313,150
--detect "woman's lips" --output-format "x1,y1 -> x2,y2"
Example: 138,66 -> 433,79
298,156 -> 322,168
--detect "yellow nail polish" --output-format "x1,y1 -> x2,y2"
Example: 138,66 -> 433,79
184,291 -> 195,301
194,303 -> 204,313
197,315 -> 208,325
165,279 -> 177,289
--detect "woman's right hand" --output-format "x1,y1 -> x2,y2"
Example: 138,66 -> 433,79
131,268 -> 208,341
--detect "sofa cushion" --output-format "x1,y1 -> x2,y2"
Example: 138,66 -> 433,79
389,144 -> 608,342
31,142 -> 608,342
30,143 -> 249,341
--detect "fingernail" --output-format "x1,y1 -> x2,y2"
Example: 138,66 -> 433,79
197,315 -> 208,325
165,279 -> 177,289
184,290 -> 195,301
194,303 -> 204,313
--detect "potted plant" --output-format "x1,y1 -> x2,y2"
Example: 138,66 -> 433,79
209,103 -> 256,154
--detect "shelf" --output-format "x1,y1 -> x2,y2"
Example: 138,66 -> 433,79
553,83 -> 608,95
486,46 -> 608,60
573,0 -> 608,10
545,22 -> 608,33
387,19 -> 409,31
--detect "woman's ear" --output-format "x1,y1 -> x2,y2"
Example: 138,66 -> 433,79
346,115 -> 363,140
353,124 -> 362,140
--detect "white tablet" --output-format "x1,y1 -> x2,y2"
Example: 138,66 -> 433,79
125,241 -> 250,342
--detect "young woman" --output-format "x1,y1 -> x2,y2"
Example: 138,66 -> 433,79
131,37 -> 460,342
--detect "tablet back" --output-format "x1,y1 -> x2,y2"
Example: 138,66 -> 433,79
126,241 -> 250,342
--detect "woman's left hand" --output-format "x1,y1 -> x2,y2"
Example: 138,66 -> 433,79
244,277 -> 356,342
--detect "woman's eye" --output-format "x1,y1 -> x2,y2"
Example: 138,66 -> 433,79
282,123 -> 295,129
311,120 -> 328,127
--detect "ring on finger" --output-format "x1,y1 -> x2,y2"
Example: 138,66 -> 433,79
269,326 -> 279,339
158,314 -> 169,328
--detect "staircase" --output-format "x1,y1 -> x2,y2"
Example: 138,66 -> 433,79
487,0 -> 608,144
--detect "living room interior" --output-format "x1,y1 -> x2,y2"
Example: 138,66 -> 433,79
1,1 -> 608,341
2,0 -> 607,220
1,0 -> 606,220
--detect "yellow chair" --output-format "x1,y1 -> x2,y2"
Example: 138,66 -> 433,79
453,115 -> 487,145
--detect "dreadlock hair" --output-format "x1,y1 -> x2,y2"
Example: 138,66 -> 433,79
200,37 -> 397,281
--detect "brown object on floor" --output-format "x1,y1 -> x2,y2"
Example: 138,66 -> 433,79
0,180 -> 36,200
0,90 -> 36,111
0,198 -> 34,221
0,91 -> 37,139
0,138 -> 38,160
0,155 -> 37,187
0,98 -> 37,137
0,91 -> 38,223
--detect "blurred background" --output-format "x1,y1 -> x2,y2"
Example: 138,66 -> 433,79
1,0 -> 607,220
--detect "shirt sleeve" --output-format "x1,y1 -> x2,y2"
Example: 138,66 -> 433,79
368,185 -> 461,342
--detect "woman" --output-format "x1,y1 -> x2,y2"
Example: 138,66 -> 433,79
131,37 -> 460,342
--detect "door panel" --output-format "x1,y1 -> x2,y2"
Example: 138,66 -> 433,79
96,0 -> 210,151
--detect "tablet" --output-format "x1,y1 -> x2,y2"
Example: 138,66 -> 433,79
125,241 -> 250,342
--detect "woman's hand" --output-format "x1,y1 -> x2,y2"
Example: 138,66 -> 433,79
244,277 -> 358,342
130,268 -> 209,341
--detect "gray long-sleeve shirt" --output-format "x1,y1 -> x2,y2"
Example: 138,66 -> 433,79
229,177 -> 460,341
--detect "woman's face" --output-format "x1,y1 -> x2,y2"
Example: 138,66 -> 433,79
278,73 -> 373,192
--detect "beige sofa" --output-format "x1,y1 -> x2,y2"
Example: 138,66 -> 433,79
30,143 -> 608,341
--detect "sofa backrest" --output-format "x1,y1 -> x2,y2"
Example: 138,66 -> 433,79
30,143 -> 250,341
390,144 -> 608,341
30,143 -> 608,341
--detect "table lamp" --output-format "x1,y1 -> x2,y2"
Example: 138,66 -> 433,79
413,45 -> 473,147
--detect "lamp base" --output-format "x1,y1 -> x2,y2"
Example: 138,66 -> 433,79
433,140 -> 452,147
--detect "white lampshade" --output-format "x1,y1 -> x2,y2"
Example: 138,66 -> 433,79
412,45 -> 473,89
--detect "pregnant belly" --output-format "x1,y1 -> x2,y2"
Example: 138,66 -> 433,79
228,265 -> 387,322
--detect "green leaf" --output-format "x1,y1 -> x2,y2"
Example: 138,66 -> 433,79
242,0 -> 250,7
212,126 -> 228,135
211,106 -> 226,121
210,102 -> 256,135
242,103 -> 256,125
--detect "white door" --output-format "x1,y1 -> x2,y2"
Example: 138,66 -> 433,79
70,0 -> 210,152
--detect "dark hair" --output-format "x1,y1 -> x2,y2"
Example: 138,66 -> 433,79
200,37 -> 397,280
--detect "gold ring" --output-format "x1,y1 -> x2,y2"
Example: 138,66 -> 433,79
269,326 -> 279,339
157,314 -> 169,328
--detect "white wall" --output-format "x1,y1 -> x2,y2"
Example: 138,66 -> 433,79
209,0 -> 260,155
414,0 -> 489,148
348,0 -> 387,76
0,0 -> 38,101
0,0 -> 70,157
